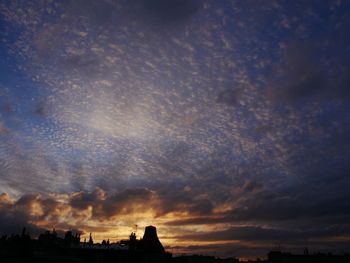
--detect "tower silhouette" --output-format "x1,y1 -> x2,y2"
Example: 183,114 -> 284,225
139,225 -> 164,253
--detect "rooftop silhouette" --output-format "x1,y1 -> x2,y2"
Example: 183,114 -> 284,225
1,226 -> 349,262
0,225 -> 173,263
138,225 -> 165,253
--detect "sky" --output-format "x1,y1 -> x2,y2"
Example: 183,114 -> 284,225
0,0 -> 350,259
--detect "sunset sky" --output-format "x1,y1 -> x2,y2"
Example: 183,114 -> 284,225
0,0 -> 350,259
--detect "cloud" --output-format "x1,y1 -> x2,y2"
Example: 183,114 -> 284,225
178,224 -> 350,245
95,188 -> 156,218
151,183 -> 214,217
267,42 -> 350,103
0,122 -> 10,134
0,0 -> 350,258
0,187 -> 215,235
165,172 -> 350,226
0,177 -> 350,256
164,216 -> 226,226
69,187 -> 157,219
241,180 -> 264,193
140,0 -> 201,24
70,187 -> 106,210
224,177 -> 350,223
0,211 -> 45,236
63,0 -> 200,30
216,88 -> 244,106
0,193 -> 45,236
69,186 -> 214,219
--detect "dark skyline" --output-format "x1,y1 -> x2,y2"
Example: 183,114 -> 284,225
0,0 -> 350,259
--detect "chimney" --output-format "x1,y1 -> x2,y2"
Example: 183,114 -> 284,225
139,226 -> 165,253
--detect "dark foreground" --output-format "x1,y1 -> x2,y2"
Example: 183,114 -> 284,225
1,246 -> 350,263
1,227 -> 349,263
0,226 -> 236,263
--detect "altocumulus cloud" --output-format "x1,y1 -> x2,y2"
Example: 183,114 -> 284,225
0,0 -> 350,258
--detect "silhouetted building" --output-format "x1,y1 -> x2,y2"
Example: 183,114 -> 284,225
38,229 -> 59,246
88,232 -> 94,246
139,225 -> 165,253
1,226 -> 168,262
64,230 -> 80,247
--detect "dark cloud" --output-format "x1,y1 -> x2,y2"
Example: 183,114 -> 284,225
0,102 -> 14,116
0,87 -> 17,119
165,174 -> 350,226
268,42 -> 350,103
0,193 -> 45,236
0,211 -> 44,236
98,188 -> 155,218
70,187 -> 106,210
154,184 -> 214,216
0,122 -> 10,134
241,180 -> 264,193
0,192 -> 87,237
179,224 -> 350,244
63,0 -> 200,29
1,184 -> 211,225
227,180 -> 350,223
69,186 -> 214,219
141,0 -> 200,23
164,216 -> 226,226
15,193 -> 41,207
216,88 -> 244,106
179,226 -> 291,242
69,187 -> 157,218
61,54 -> 103,78
254,125 -> 272,134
